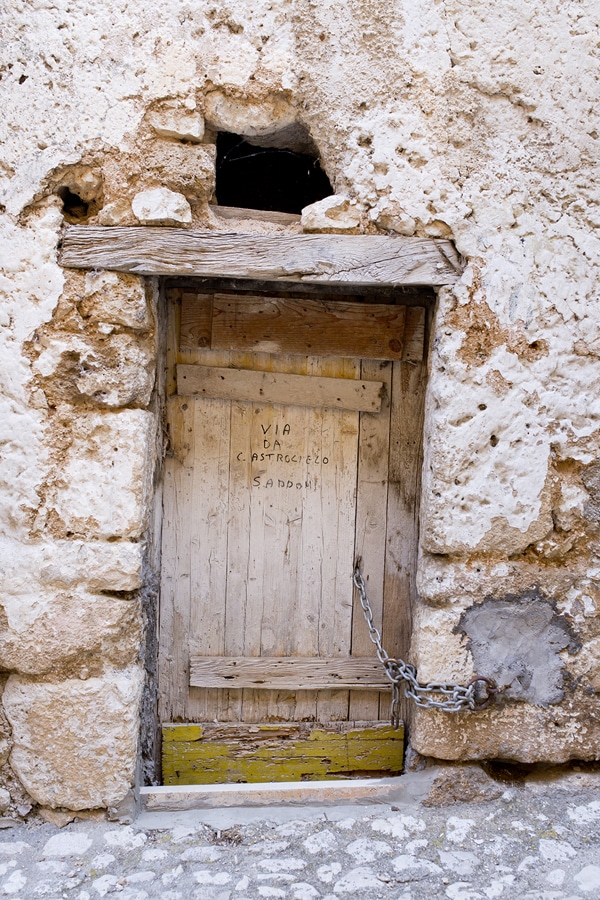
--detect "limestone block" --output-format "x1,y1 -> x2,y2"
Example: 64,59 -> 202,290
132,188 -> 192,225
79,272 -> 152,332
0,538 -> 143,595
33,333 -> 155,408
411,605 -> 474,685
411,696 -> 600,764
3,668 -> 144,810
141,143 -> 216,199
149,110 -> 205,143
44,410 -> 155,540
0,591 -> 141,676
301,196 -> 361,233
204,91 -> 297,139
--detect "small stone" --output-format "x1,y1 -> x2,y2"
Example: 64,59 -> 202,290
538,838 -> 576,862
438,850 -> 479,876
301,195 -> 361,233
132,188 -> 192,225
0,792 -> 10,815
0,821 -> 16,830
333,867 -> 378,893
344,839 -> 391,863
574,865 -> 600,893
97,199 -> 132,226
423,765 -> 504,807
38,807 -> 76,828
302,830 -> 337,854
193,870 -> 231,884
149,110 -> 205,143
126,871 -> 155,883
0,842 -> 29,855
1,870 -> 26,894
92,874 -> 119,897
104,826 -> 146,850
42,832 -> 93,858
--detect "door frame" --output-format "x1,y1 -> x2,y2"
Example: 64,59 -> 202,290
157,277 -> 434,783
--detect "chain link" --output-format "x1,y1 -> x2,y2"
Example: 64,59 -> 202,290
353,560 -> 498,727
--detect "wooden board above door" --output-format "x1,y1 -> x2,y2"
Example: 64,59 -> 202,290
180,292 -> 426,361
59,226 -> 462,285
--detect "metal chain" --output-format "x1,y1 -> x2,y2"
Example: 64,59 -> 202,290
353,560 -> 498,727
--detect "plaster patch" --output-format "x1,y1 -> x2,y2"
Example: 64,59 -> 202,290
458,593 -> 576,706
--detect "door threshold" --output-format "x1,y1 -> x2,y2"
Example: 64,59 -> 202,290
141,776 -> 406,811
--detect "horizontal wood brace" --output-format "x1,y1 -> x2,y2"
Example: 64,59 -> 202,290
180,292 -> 425,361
189,656 -> 392,690
59,226 -> 462,286
176,364 -> 383,412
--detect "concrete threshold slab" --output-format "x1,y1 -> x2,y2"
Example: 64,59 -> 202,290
140,775 -> 425,812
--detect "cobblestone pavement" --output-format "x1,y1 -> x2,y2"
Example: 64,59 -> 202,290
1,769 -> 600,899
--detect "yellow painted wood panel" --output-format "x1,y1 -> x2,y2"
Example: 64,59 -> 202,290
162,722 -> 404,784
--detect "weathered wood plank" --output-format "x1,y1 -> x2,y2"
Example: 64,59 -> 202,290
180,292 -> 212,349
211,205 -> 301,225
177,364 -> 383,412
383,358 -> 427,725
207,294 -> 407,360
60,226 -> 462,285
403,306 -> 426,362
350,359 -> 393,722
189,657 -> 391,690
162,721 -> 404,784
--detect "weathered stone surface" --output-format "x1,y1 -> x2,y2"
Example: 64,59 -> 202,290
0,790 -> 10,814
204,91 -> 297,139
141,143 -> 216,199
422,764 -> 504,807
132,188 -> 192,225
41,410 -> 155,540
412,698 -> 600,764
97,198 -> 133,226
0,538 -> 143,595
0,590 -> 142,676
79,272 -> 152,332
3,668 -> 144,810
301,195 -> 361,233
33,333 -> 155,407
148,109 -> 205,143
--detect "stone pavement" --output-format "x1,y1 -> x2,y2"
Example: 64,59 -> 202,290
0,766 -> 600,899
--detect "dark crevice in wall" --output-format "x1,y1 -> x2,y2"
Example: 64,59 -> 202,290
215,131 -> 332,214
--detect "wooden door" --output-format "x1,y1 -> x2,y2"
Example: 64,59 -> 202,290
159,287 -> 427,784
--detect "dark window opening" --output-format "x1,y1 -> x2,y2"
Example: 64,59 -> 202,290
215,131 -> 333,215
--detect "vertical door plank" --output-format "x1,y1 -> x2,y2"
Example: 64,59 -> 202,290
310,356 -> 360,724
382,358 -> 427,724
186,395 -> 232,722
350,359 -> 393,722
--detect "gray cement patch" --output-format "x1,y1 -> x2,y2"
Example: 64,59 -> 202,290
458,593 -> 577,706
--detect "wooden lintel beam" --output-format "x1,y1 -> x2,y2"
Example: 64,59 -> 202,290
189,656 -> 392,691
59,226 -> 462,286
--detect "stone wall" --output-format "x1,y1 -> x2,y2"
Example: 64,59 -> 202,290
1,0 -> 599,811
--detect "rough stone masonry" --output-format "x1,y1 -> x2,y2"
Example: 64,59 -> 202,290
1,0 -> 599,816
